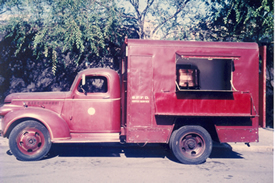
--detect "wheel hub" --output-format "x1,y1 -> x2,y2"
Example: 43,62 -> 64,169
180,133 -> 205,159
187,140 -> 196,149
26,137 -> 37,147
17,129 -> 44,155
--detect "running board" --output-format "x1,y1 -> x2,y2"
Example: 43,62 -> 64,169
52,133 -> 120,143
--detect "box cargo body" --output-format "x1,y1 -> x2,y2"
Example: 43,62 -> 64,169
121,39 -> 260,144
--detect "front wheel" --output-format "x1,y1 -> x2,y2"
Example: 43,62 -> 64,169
170,125 -> 212,164
9,120 -> 52,161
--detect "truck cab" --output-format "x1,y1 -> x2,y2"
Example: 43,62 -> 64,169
0,68 -> 121,161
61,68 -> 121,134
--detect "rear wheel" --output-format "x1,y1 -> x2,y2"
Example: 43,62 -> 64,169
169,129 -> 177,149
9,120 -> 52,161
170,125 -> 212,164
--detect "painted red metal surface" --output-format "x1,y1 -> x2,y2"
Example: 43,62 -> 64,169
64,68 -> 121,133
154,92 -> 253,116
123,39 -> 260,143
53,133 -> 120,143
215,127 -> 258,143
259,46 -> 267,127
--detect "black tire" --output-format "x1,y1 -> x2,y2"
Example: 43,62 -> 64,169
9,120 -> 52,161
170,125 -> 212,164
169,129 -> 177,149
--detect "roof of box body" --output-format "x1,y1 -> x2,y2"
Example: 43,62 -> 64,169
126,39 -> 258,50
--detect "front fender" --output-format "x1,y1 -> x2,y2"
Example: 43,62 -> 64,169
3,107 -> 70,141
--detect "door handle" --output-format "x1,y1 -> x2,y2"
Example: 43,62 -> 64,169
103,96 -> 110,99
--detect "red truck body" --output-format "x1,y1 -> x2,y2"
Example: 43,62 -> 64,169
0,39 -> 265,164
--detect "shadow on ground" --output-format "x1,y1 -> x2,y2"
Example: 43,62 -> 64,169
27,142 -> 243,163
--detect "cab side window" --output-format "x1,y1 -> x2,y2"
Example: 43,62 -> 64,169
78,76 -> 108,93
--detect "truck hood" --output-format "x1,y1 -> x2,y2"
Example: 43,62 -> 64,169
4,92 -> 70,103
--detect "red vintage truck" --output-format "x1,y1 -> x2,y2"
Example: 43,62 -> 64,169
0,39 -> 266,164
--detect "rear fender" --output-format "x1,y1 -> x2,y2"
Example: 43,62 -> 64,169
3,108 -> 70,141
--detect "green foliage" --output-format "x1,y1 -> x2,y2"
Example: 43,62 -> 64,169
0,0 -> 131,75
203,0 -> 273,42
0,0 -> 23,14
0,0 -> 137,103
116,0 -> 192,39
32,0 -> 118,74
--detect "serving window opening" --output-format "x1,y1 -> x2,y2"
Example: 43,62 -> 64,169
176,54 -> 238,92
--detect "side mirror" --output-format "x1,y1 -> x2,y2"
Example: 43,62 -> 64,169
82,74 -> 86,86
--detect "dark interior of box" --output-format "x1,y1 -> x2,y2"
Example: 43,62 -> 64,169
176,55 -> 233,91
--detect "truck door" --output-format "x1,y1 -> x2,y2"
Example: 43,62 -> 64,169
128,55 -> 153,127
69,75 -> 119,133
